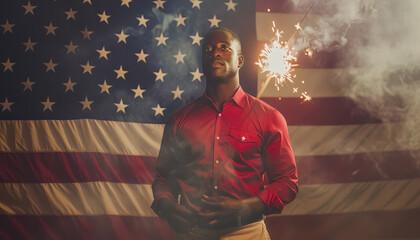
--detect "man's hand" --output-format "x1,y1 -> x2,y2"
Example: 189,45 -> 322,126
198,195 -> 265,229
157,198 -> 197,233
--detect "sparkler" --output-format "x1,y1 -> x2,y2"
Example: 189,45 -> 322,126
256,0 -> 318,101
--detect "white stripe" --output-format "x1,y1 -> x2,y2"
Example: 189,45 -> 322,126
1,179 -> 418,216
1,120 -> 418,157
257,68 -> 352,98
282,178 -> 420,215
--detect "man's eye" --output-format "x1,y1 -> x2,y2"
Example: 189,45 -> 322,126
205,47 -> 212,53
221,45 -> 231,51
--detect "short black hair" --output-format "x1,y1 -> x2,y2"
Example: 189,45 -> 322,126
203,27 -> 242,54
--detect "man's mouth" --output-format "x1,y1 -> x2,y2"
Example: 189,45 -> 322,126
211,60 -> 225,68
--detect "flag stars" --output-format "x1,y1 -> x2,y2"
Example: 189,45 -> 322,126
96,46 -> 110,60
171,86 -> 184,100
173,50 -> 186,64
1,20 -> 15,34
121,0 -> 132,7
80,26 -> 93,40
114,99 -> 128,113
155,33 -> 168,47
44,22 -> 58,36
225,0 -> 237,12
44,58 -> 58,72
41,97 -> 55,112
132,85 -> 146,99
80,97 -> 94,111
190,32 -> 203,46
115,29 -> 129,43
190,0 -> 203,9
63,77 -> 77,92
21,77 -> 35,91
2,58 -> 15,72
80,61 -> 95,75
65,8 -> 78,20
208,15 -> 221,28
97,11 -> 110,23
153,0 -> 166,9
190,68 -> 204,82
114,65 -> 128,80
83,0 -> 92,5
64,41 -> 78,54
174,13 -> 187,27
23,38 -> 37,52
1,98 -> 14,112
152,104 -> 165,116
98,80 -> 112,94
154,68 -> 167,82
137,15 -> 149,27
135,49 -> 149,63
22,1 -> 37,15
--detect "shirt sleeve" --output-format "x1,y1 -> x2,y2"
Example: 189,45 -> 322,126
151,118 -> 179,215
256,109 -> 298,215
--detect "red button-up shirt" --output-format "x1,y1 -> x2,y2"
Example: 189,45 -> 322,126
152,87 -> 298,215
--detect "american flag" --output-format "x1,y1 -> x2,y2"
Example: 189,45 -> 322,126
1,0 -> 419,239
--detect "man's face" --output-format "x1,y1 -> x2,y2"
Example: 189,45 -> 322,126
201,30 -> 243,83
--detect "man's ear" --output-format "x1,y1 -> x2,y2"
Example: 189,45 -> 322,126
238,55 -> 244,68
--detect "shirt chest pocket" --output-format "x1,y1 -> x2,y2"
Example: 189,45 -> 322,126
226,128 -> 262,156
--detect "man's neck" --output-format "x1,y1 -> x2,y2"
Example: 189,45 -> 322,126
206,79 -> 240,110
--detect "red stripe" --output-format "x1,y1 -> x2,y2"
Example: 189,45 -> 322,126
0,215 -> 174,240
265,210 -> 420,240
0,152 -> 156,184
261,97 -> 384,126
1,151 -> 419,185
296,150 -> 420,184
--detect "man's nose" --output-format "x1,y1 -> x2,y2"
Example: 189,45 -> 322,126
212,47 -> 222,58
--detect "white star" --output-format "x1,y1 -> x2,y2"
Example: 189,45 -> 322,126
132,84 -> 146,99
23,38 -> 37,52
2,58 -> 15,72
174,13 -> 187,27
155,33 -> 168,46
0,98 -> 14,112
173,50 -> 186,64
152,104 -> 166,116
96,46 -> 110,60
114,65 -> 128,80
63,77 -> 77,92
190,68 -> 204,82
135,49 -> 149,63
22,1 -> 37,15
65,8 -> 78,20
153,0 -> 166,9
80,61 -> 95,75
115,29 -> 129,43
153,68 -> 167,82
21,77 -> 35,91
44,21 -> 58,36
98,80 -> 112,94
137,15 -> 149,27
80,26 -> 93,40
97,11 -> 110,24
225,0 -> 237,12
121,0 -> 132,7
80,97 -> 94,111
83,0 -> 92,5
1,20 -> 15,34
43,58 -> 58,72
64,41 -> 78,54
41,97 -> 55,112
114,99 -> 128,113
171,86 -> 184,100
190,0 -> 203,9
190,32 -> 203,46
208,15 -> 221,28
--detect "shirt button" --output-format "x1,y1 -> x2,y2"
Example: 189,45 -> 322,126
215,159 -> 220,164
216,136 -> 220,140
214,186 -> 218,190
218,113 -> 222,117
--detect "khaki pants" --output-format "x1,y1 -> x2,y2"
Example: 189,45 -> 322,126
175,220 -> 271,240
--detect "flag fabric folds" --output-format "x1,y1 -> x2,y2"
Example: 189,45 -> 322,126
1,0 -> 419,240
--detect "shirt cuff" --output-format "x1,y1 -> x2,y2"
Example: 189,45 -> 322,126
257,188 -> 285,215
150,192 -> 176,217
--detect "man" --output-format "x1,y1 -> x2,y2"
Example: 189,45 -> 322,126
151,27 -> 298,239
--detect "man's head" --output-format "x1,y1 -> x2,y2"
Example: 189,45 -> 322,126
201,27 -> 244,84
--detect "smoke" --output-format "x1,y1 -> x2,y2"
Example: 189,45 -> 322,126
291,0 -> 420,152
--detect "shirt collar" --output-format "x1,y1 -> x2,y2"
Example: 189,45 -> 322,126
203,86 -> 246,109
